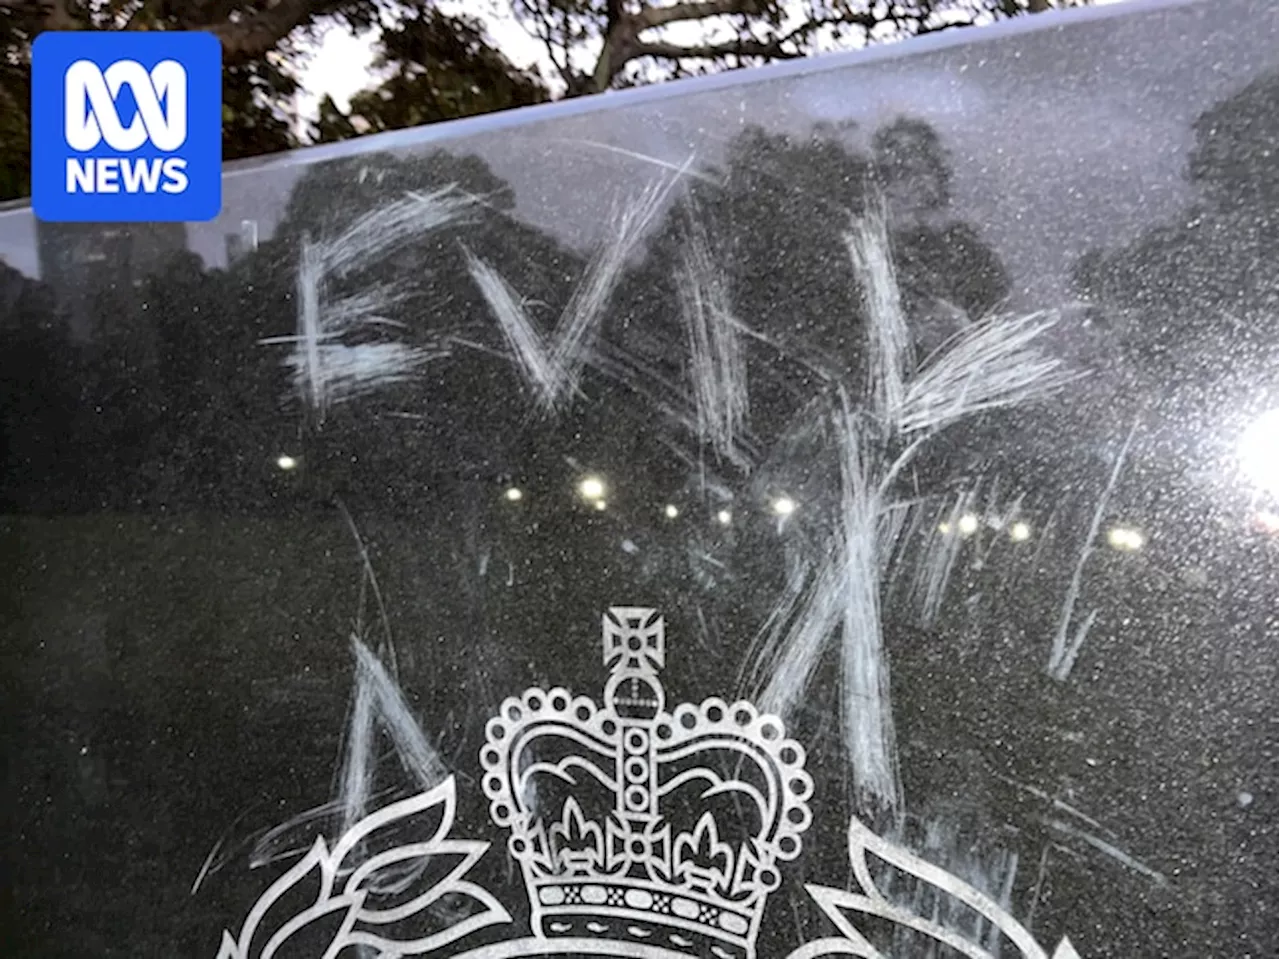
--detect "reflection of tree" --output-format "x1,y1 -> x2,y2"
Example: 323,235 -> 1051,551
7,93 -> 1273,959
1073,75 -> 1279,424
1064,72 -> 1280,957
0,260 -> 81,511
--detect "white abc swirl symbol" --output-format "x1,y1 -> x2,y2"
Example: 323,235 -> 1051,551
63,58 -> 187,152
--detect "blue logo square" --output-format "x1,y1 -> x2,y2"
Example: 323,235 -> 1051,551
31,31 -> 222,222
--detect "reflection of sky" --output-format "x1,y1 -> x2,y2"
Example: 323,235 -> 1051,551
0,0 -> 1274,303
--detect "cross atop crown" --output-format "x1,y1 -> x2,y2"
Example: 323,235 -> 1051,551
603,606 -> 665,675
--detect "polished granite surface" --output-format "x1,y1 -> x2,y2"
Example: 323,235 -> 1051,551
1,2 -> 1277,956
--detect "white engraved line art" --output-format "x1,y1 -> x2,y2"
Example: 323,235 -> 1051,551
218,609 -> 1085,959
215,778 -> 510,959
786,814 -> 1081,959
480,607 -> 812,959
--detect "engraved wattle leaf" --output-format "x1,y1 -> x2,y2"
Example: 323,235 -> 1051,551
331,778 -> 458,879
220,837 -> 337,959
317,776 -> 511,955
259,890 -> 365,959
789,816 -> 1081,959
215,930 -> 241,959
1052,938 -> 1082,959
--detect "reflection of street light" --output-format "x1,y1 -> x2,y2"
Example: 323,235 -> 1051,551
276,455 -> 298,471
1009,521 -> 1031,542
579,476 -> 605,501
594,500 -> 608,511
1107,526 -> 1144,551
958,513 -> 979,536
771,496 -> 797,517
664,504 -> 679,519
938,522 -> 952,535
504,487 -> 523,502
716,509 -> 732,525
1238,408 -> 1280,501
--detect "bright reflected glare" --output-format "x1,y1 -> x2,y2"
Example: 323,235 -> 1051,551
579,476 -> 606,501
1107,526 -> 1144,551
664,504 -> 679,519
1238,409 -> 1280,500
771,496 -> 797,517
504,487 -> 523,502
594,499 -> 608,511
938,522 -> 952,535
1009,521 -> 1031,542
958,513 -> 979,536
716,509 -> 732,525
1255,510 -> 1280,535
276,454 -> 298,471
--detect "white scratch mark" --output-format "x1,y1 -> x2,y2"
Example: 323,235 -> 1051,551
846,198 -> 912,424
558,138 -> 724,185
250,795 -> 354,870
992,772 -> 1116,837
832,397 -> 902,814
267,187 -> 474,420
1048,419 -> 1139,681
325,187 -> 476,279
757,394 -> 903,814
1026,844 -> 1051,931
901,311 -> 1080,435
756,551 -> 839,720
190,834 -> 225,895
752,190 -> 1080,818
678,215 -> 750,463
463,247 -> 563,410
739,552 -> 813,695
910,489 -> 978,626
337,637 -> 446,834
466,164 -> 688,414
281,340 -> 447,410
1047,817 -> 1168,886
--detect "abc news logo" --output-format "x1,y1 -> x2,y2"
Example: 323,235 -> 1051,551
64,59 -> 190,195
32,32 -> 221,222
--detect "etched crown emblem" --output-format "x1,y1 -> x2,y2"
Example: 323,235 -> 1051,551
480,607 -> 813,959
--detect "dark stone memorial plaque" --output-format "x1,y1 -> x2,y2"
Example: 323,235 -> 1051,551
1,1 -> 1276,956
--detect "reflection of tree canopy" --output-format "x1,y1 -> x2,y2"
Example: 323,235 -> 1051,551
1064,74 -> 1280,957
1073,74 -> 1279,421
2,97 -> 1276,959
1,116 -> 1011,518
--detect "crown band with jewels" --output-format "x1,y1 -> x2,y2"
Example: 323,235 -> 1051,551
480,607 -> 813,959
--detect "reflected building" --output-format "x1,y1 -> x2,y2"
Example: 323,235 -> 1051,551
35,219 -> 188,342
223,218 -> 259,265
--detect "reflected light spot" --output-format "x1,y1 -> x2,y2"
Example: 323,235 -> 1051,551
504,487 -> 523,502
579,476 -> 606,501
1009,521 -> 1031,542
1253,510 -> 1279,535
958,513 -> 979,536
771,496 -> 797,517
594,499 -> 608,511
938,522 -> 952,535
276,455 -> 298,471
716,509 -> 732,525
1107,526 -> 1144,551
1238,408 -> 1280,500
664,504 -> 679,519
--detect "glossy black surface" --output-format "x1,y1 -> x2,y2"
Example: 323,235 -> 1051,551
1,2 -> 1277,956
